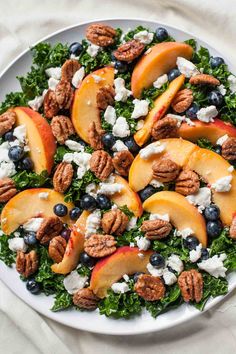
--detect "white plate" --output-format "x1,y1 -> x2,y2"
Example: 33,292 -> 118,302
1,18 -> 236,335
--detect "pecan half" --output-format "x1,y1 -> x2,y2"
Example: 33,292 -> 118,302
55,80 -> 74,109
229,217 -> 236,239
90,150 -> 113,181
152,158 -> 180,182
51,115 -> 75,145
178,269 -> 203,303
36,216 -> 63,245
114,40 -> 145,62
61,59 -> 81,82
112,150 -> 134,176
96,85 -> 115,110
0,177 -> 17,203
84,234 -> 117,258
73,288 -> 99,310
141,219 -> 172,240
101,209 -> 129,236
175,169 -> 200,196
135,274 -> 165,301
16,250 -> 39,278
171,89 -> 193,113
222,137 -> 236,161
151,117 -> 179,141
86,23 -> 116,47
189,74 -> 220,86
49,235 -> 67,263
53,162 -> 74,193
43,89 -> 59,118
0,110 -> 16,136
88,122 -> 104,150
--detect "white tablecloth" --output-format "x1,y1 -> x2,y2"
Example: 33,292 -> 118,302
1,1 -> 236,353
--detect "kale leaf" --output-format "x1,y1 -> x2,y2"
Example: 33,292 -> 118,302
51,291 -> 73,312
12,170 -> 50,190
0,92 -> 27,114
196,138 -> 214,150
0,234 -> 15,267
153,235 -> 189,261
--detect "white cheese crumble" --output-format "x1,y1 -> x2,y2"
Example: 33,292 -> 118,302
216,134 -> 229,146
123,274 -> 130,282
23,218 -> 44,232
98,180 -> 123,195
104,105 -> 117,125
176,227 -> 194,239
149,213 -> 170,222
8,238 -> 27,253
0,161 -> 16,179
135,236 -> 150,251
228,165 -> 234,172
86,44 -> 101,58
131,99 -> 149,119
198,253 -> 227,278
176,57 -> 199,78
139,142 -> 165,159
112,140 -> 128,152
137,119 -> 144,130
162,268 -> 177,285
63,270 -> 88,294
65,140 -> 85,152
48,77 -> 59,91
85,209 -> 101,237
197,106 -> 218,123
133,30 -> 154,44
167,254 -> 183,274
126,216 -> 137,231
153,74 -> 168,89
38,192 -> 49,200
186,187 -> 211,212
149,179 -> 164,188
211,175 -> 232,192
218,84 -> 227,96
63,152 -> 91,179
45,67 -> 61,80
71,67 -> 85,88
13,125 -> 27,143
111,282 -> 129,294
189,244 -> 202,263
85,183 -> 98,198
28,95 -> 44,111
185,118 -> 196,126
228,75 -> 236,93
114,78 -> 132,102
147,263 -> 164,277
112,116 -> 130,138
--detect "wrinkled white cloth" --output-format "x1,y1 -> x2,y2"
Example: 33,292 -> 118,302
1,0 -> 236,353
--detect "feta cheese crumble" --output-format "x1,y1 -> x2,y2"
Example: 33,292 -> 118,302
98,179 -> 123,195
147,263 -> 164,277
13,125 -> 27,143
135,236 -> 150,251
85,183 -> 98,198
28,95 -> 44,111
123,274 -> 130,282
104,105 -> 117,125
112,116 -> 130,138
211,175 -> 232,192
228,74 -> 236,93
149,179 -> 164,188
63,270 -> 88,294
72,67 -> 85,88
137,119 -> 144,130
228,165 -> 234,172
65,140 -> 85,152
63,152 -> 91,179
133,30 -> 154,44
114,78 -> 132,102
189,244 -> 202,263
48,77 -> 59,91
176,227 -> 194,239
167,254 -> 183,274
153,74 -> 168,89
111,282 -> 129,294
131,99 -> 149,119
198,253 -> 227,278
23,218 -> 44,232
218,84 -> 227,96
85,209 -> 101,237
197,106 -> 218,123
149,213 -> 170,222
38,192 -> 49,200
112,140 -> 128,152
86,44 -> 101,58
8,238 -> 27,253
216,134 -> 229,146
139,142 -> 165,159
186,187 -> 211,212
45,67 -> 61,80
176,57 -> 199,78
162,268 -> 177,286
126,216 -> 137,231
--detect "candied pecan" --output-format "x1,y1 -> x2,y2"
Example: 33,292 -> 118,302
114,40 -> 145,62
222,137 -> 236,161
96,85 -> 115,110
151,117 -> 179,141
178,269 -> 203,303
135,274 -> 165,301
61,59 -> 81,82
171,89 -> 193,113
55,80 -> 74,109
88,122 -> 104,150
51,115 -> 75,145
112,150 -> 134,176
73,288 -> 99,309
16,250 -> 39,278
53,162 -> 74,193
101,209 -> 129,236
84,234 -> 116,258
36,216 -> 63,245
229,217 -> 236,239
152,158 -> 180,182
189,74 -> 220,86
86,23 -> 116,47
48,236 -> 67,263
0,178 -> 17,203
90,150 -> 113,181
175,169 -> 200,196
43,89 -> 59,118
0,110 -> 16,136
141,219 -> 172,240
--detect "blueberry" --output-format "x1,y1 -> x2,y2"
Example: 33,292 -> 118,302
139,185 -> 156,202
96,194 -> 111,210
8,145 -> 24,162
53,203 -> 68,217
114,60 -> 128,73
133,272 -> 144,283
69,207 -> 82,220
26,278 -> 40,294
168,68 -> 181,82
80,194 -> 97,210
80,252 -> 96,267
20,157 -> 34,171
150,253 -> 165,269
208,90 -> 223,107
210,56 -> 224,69
204,204 -> 220,221
183,236 -> 199,250
61,228 -> 71,241
124,137 -> 140,154
111,52 -> 116,62
200,248 -> 209,260
4,131 -> 15,142
156,27 -> 169,41
102,133 -> 116,149
23,232 -> 37,245
186,103 -> 199,119
206,220 -> 222,238
69,42 -> 83,56
214,145 -> 222,155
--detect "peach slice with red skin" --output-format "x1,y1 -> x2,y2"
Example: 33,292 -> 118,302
14,107 -> 56,174
89,246 -> 153,298
1,188 -> 74,235
72,66 -> 114,144
134,74 -> 185,146
131,42 -> 193,98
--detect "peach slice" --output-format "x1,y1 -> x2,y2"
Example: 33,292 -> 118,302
186,148 -> 236,225
131,42 -> 193,98
129,138 -> 197,192
111,174 -> 143,217
1,188 -> 74,235
72,67 -> 114,143
51,211 -> 89,274
134,74 -> 185,146
14,107 -> 56,174
89,246 -> 153,298
143,191 -> 207,246
178,119 -> 236,144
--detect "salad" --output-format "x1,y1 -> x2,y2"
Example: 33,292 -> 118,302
0,23 -> 236,320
